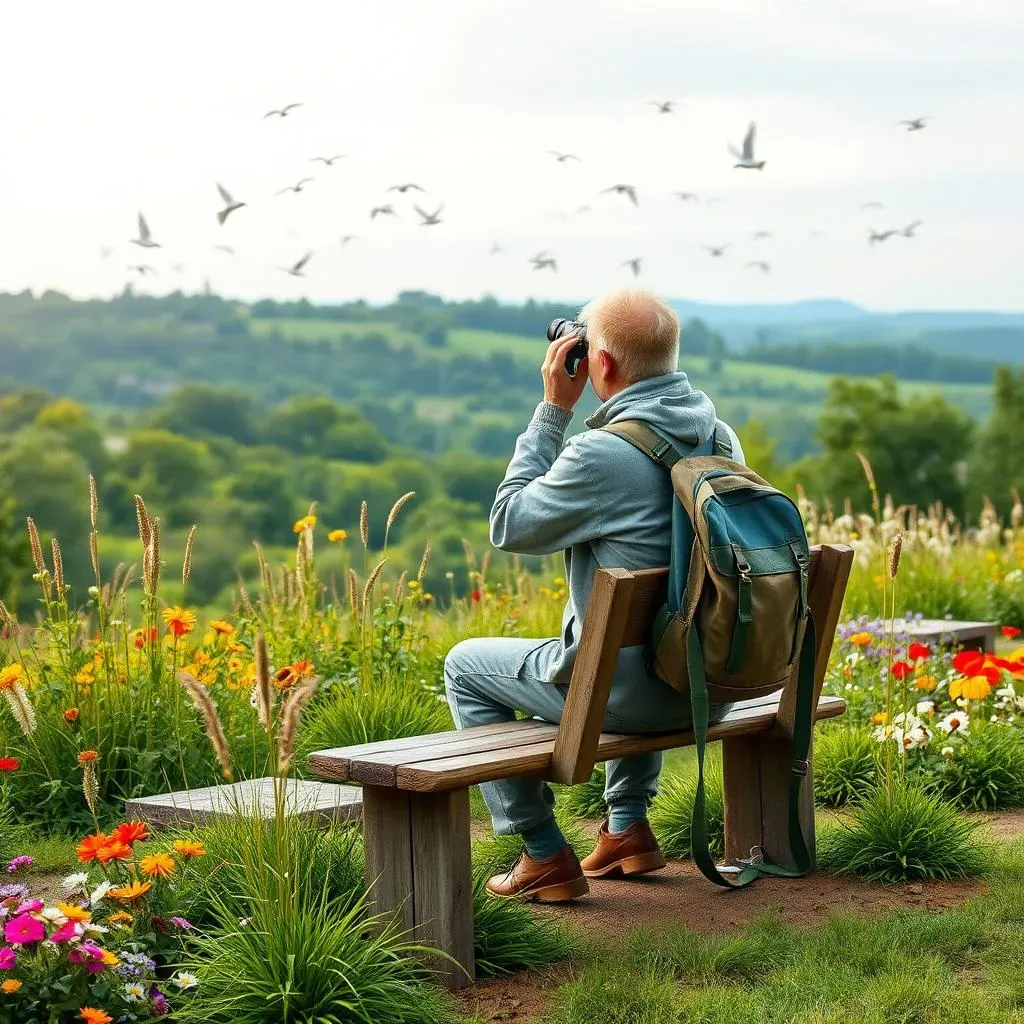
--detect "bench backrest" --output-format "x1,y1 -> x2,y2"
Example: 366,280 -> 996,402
548,544 -> 855,785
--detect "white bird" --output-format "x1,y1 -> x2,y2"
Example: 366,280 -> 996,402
489,242 -> 504,255
370,205 -> 396,220
216,183 -> 246,225
745,260 -> 771,274
128,264 -> 157,276
212,245 -> 234,255
340,235 -> 358,247
730,122 -> 765,169
311,154 -> 346,166
901,220 -> 923,238
752,230 -> 772,240
704,245 -> 729,258
388,183 -> 425,193
530,252 -> 557,271
899,117 -> 928,131
131,213 -> 160,248
277,178 -> 313,195
264,103 -> 302,118
622,258 -> 642,277
414,204 -> 443,226
601,183 -> 638,206
546,151 -> 580,163
674,192 -> 698,201
868,228 -> 896,245
648,100 -> 675,114
281,252 -> 313,277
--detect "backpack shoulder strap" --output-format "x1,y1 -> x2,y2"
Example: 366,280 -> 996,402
600,421 -> 683,470
713,421 -> 734,458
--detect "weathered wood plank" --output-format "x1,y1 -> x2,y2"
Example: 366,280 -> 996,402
410,789 -> 475,989
362,786 -> 415,935
721,736 -> 764,862
619,568 -> 669,647
757,732 -> 815,869
550,568 -> 636,785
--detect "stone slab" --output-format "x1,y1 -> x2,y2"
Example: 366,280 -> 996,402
125,776 -> 362,828
894,618 -> 997,652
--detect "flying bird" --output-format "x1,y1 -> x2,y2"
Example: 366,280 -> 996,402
370,204 -> 396,219
546,151 -> 580,163
388,183 -> 425,193
622,258 -> 642,277
216,183 -> 246,225
704,245 -> 729,258
489,242 -> 504,255
574,205 -> 591,215
311,154 -> 346,166
601,183 -> 638,206
530,252 -> 557,271
752,231 -> 772,240
281,252 -> 313,277
212,245 -> 235,255
868,228 -> 896,245
131,213 -> 160,248
264,103 -> 302,118
901,220 -> 923,238
860,201 -> 885,209
745,261 -> 771,274
413,203 -> 443,226
674,192 -> 698,201
648,100 -> 675,114
729,122 -> 765,169
340,235 -> 358,247
277,178 -> 313,195
899,117 -> 928,131
128,264 -> 156,276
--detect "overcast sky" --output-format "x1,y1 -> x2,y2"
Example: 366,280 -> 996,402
2,0 -> 1021,311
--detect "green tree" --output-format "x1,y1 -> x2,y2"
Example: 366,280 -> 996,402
968,366 -> 1024,516
117,429 -> 215,526
228,458 -> 296,540
35,398 -> 109,475
147,384 -> 258,445
0,496 -> 31,611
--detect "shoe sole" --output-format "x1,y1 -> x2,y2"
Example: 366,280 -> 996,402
582,851 -> 667,879
487,874 -> 591,903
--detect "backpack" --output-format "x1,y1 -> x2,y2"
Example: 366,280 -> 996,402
601,419 -> 817,889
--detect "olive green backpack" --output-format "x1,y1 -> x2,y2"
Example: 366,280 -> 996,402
602,420 -> 817,889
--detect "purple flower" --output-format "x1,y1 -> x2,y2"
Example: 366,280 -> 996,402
116,950 -> 157,979
0,946 -> 16,970
170,916 -> 193,931
0,884 -> 29,904
6,856 -> 32,874
14,899 -> 42,915
149,985 -> 170,1016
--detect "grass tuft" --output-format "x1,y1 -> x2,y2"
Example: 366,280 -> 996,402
556,763 -> 607,819
933,725 -> 1024,811
648,761 -> 725,860
814,725 -> 880,807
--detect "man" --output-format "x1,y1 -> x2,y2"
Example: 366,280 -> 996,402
444,289 -> 744,902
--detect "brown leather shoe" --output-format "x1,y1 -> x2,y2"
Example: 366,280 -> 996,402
486,845 -> 590,902
581,820 -> 667,879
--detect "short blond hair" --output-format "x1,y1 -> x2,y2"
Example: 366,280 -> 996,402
578,289 -> 679,384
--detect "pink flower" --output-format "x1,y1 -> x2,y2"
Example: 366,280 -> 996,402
50,920 -> 82,944
4,913 -> 45,945
0,946 -> 16,969
15,899 -> 43,915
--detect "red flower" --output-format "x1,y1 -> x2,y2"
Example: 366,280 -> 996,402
0,757 -> 19,772
471,590 -> 481,603
907,642 -> 931,662
890,661 -> 914,681
1001,625 -> 1021,639
952,651 -> 985,676
110,821 -> 150,847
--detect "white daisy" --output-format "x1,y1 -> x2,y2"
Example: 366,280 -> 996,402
90,880 -> 112,906
124,981 -> 147,1003
173,971 -> 200,990
941,746 -> 955,757
938,711 -> 969,735
40,907 -> 68,925
61,872 -> 89,890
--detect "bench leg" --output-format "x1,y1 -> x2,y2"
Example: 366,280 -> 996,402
362,785 -> 475,990
722,733 -> 815,870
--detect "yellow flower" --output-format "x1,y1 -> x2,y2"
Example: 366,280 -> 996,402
870,711 -> 888,725
109,879 -> 152,902
949,676 -> 992,701
209,620 -> 235,636
100,949 -> 119,967
0,663 -> 25,691
328,529 -> 348,542
914,675 -> 938,692
74,666 -> 95,685
193,650 -> 211,667
162,606 -> 197,637
293,515 -> 317,534
108,911 -> 134,926
1,979 -> 22,994
849,632 -> 873,647
55,901 -> 92,922
553,576 -> 566,586
228,657 -> 243,672
139,852 -> 175,878
172,839 -> 206,858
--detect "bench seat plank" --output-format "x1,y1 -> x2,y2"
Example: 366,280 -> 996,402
308,694 -> 845,794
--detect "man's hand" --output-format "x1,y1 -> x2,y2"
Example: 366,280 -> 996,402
541,333 -> 589,412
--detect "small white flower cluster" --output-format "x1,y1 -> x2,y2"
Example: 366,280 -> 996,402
873,709 -> 969,752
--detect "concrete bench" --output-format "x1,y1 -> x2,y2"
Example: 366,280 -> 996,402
308,544 -> 854,989
125,777 -> 362,828
895,618 -> 997,653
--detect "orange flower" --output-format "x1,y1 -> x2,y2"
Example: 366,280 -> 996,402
79,1009 -> 113,1024
133,626 -> 158,649
162,606 -> 197,637
54,901 -> 92,923
870,711 -> 888,725
2,979 -> 23,994
63,707 -> 80,722
77,749 -> 99,765
0,662 -> 25,690
74,666 -> 95,685
111,821 -> 149,846
949,675 -> 993,701
209,619 -> 235,636
139,853 -> 175,878
291,659 -> 313,679
109,880 -> 152,902
172,839 -> 207,858
108,911 -> 134,926
914,675 -> 938,692
96,840 -> 133,864
100,949 -> 119,966
293,514 -> 317,534
849,632 -> 872,647
273,667 -> 297,691
76,832 -> 109,863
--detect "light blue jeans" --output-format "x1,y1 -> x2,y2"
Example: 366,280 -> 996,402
444,636 -> 729,836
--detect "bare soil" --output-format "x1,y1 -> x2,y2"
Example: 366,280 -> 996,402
451,971 -> 560,1024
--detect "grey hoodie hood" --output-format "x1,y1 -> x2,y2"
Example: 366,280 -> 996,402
584,371 -> 718,448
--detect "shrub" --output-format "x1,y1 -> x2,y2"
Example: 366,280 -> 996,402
557,763 -> 607,819
933,725 -> 1024,811
648,762 -> 725,860
818,780 -> 990,883
815,726 -> 880,806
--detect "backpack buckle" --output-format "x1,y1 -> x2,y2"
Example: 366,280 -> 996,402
792,758 -> 809,777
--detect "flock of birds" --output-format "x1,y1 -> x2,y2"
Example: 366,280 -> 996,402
117,102 -> 932,283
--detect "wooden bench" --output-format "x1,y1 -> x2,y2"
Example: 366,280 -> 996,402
308,544 -> 854,989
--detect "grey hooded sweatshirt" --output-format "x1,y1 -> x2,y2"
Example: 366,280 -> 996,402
489,371 -> 744,684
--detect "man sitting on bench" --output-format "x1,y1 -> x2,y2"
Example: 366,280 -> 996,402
444,289 -> 744,902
